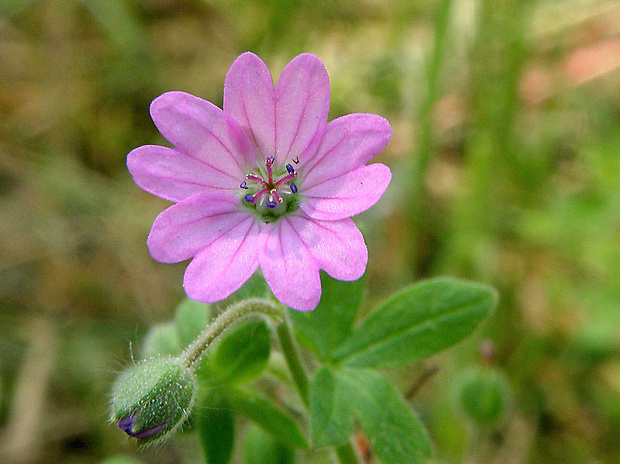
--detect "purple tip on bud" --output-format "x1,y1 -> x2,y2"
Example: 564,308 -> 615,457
286,164 -> 295,174
240,181 -> 248,189
244,194 -> 254,203
266,201 -> 277,208
118,415 -> 135,434
290,182 -> 298,194
117,415 -> 168,440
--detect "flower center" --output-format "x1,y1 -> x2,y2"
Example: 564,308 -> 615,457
239,156 -> 299,222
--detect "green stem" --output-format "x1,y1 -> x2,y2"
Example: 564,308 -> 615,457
180,298 -> 282,370
335,441 -> 359,464
275,316 -> 309,408
275,313 -> 360,464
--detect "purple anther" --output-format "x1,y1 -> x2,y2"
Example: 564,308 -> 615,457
290,182 -> 298,194
266,200 -> 277,208
240,180 -> 248,189
286,164 -> 295,174
244,194 -> 254,203
266,156 -> 275,166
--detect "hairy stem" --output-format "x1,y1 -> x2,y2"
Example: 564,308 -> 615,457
180,298 -> 282,370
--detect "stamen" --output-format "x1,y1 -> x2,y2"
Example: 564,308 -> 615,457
290,182 -> 298,194
274,172 -> 298,187
240,180 -> 248,189
271,190 -> 283,204
244,194 -> 254,203
246,173 -> 267,186
286,164 -> 295,174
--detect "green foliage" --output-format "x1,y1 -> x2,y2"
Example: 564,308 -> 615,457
309,367 -> 356,447
310,367 -> 431,464
227,388 -> 309,450
174,299 -> 211,348
142,322 -> 181,358
196,389 -> 235,464
289,272 -> 365,361
231,272 -> 272,301
209,319 -> 272,385
332,278 -> 497,367
243,425 -> 296,464
100,456 -> 144,464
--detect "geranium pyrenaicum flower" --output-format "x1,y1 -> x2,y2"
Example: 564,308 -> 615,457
127,52 -> 392,311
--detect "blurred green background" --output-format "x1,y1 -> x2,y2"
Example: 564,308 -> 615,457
1,0 -> 620,463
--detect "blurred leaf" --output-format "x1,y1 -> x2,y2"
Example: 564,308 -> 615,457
210,319 -> 271,385
174,298 -> 211,348
230,272 -> 271,301
310,367 -> 431,463
243,425 -> 296,464
0,0 -> 37,17
309,367 -> 355,447
228,388 -> 308,449
100,456 -> 145,464
333,278 -> 496,367
77,0 -> 148,53
142,322 -> 181,358
197,389 -> 235,464
289,272 -> 365,361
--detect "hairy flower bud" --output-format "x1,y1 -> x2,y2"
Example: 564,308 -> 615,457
110,356 -> 196,444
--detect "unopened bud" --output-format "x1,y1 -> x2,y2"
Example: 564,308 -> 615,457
454,368 -> 511,427
110,356 -> 196,444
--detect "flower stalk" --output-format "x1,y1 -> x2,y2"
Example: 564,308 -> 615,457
275,313 -> 360,464
180,297 -> 282,370
275,316 -> 309,408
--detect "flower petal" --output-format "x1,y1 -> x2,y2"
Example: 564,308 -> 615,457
288,216 -> 368,281
147,192 -> 252,263
275,54 -> 330,165
223,52 -> 276,160
300,163 -> 392,221
128,145 -> 241,202
150,91 -> 255,180
300,114 -> 392,190
259,219 -> 321,311
183,219 -> 260,303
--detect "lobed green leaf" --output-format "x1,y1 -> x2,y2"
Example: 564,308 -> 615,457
309,367 -> 431,463
243,425 -> 296,464
289,272 -> 365,361
309,367 -> 355,447
209,319 -> 271,385
339,368 -> 432,464
196,389 -> 235,464
227,388 -> 309,449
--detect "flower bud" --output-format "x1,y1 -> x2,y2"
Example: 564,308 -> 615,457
110,356 -> 196,444
454,368 -> 511,427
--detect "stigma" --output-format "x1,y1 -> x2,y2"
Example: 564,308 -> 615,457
242,157 -> 298,209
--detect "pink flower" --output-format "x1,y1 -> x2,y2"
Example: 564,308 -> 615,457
127,53 -> 391,311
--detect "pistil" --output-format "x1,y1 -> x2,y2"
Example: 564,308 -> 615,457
242,157 -> 299,209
